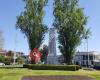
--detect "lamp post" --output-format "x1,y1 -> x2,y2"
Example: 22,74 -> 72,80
84,29 -> 90,67
13,51 -> 16,65
85,35 -> 89,67
87,38 -> 89,67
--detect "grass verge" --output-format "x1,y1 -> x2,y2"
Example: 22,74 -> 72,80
0,68 -> 100,80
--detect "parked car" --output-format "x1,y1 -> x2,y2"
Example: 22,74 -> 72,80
93,62 -> 100,70
0,63 -> 5,66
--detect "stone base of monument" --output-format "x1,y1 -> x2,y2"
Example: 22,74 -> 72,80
47,56 -> 59,64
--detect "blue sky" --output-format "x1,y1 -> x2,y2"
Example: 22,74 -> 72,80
0,0 -> 100,54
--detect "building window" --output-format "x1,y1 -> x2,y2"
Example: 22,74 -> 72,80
91,61 -> 94,65
89,55 -> 93,60
83,55 -> 88,60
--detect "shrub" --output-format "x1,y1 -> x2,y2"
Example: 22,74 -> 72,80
23,64 -> 80,71
4,61 -> 10,65
0,55 -> 5,62
23,64 -> 29,68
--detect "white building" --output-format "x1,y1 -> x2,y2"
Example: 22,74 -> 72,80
72,51 -> 100,66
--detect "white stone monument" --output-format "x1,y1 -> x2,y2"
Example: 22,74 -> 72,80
47,28 -> 59,64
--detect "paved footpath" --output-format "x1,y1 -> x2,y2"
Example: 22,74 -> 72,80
22,75 -> 95,80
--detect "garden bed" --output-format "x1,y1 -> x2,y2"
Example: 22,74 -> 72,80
22,75 -> 95,80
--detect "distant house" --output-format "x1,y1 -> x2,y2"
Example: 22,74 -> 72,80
57,51 -> 100,66
16,52 -> 24,57
0,49 -> 24,58
72,51 -> 100,66
0,49 -> 7,56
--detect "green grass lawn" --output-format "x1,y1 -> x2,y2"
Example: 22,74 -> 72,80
0,68 -> 100,80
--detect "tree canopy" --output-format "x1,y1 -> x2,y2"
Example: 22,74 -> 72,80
53,0 -> 90,64
16,0 -> 48,50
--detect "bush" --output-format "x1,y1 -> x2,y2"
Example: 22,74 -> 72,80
0,55 -> 5,62
23,64 -> 80,71
17,57 -> 27,64
23,64 -> 29,68
4,61 -> 10,65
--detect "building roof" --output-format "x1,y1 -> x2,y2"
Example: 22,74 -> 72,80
75,51 -> 100,55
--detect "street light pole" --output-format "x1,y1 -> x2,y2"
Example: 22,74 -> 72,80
13,51 -> 16,65
86,37 -> 89,67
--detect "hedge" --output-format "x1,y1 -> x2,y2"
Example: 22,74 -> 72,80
0,65 -> 23,69
23,64 -> 81,71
